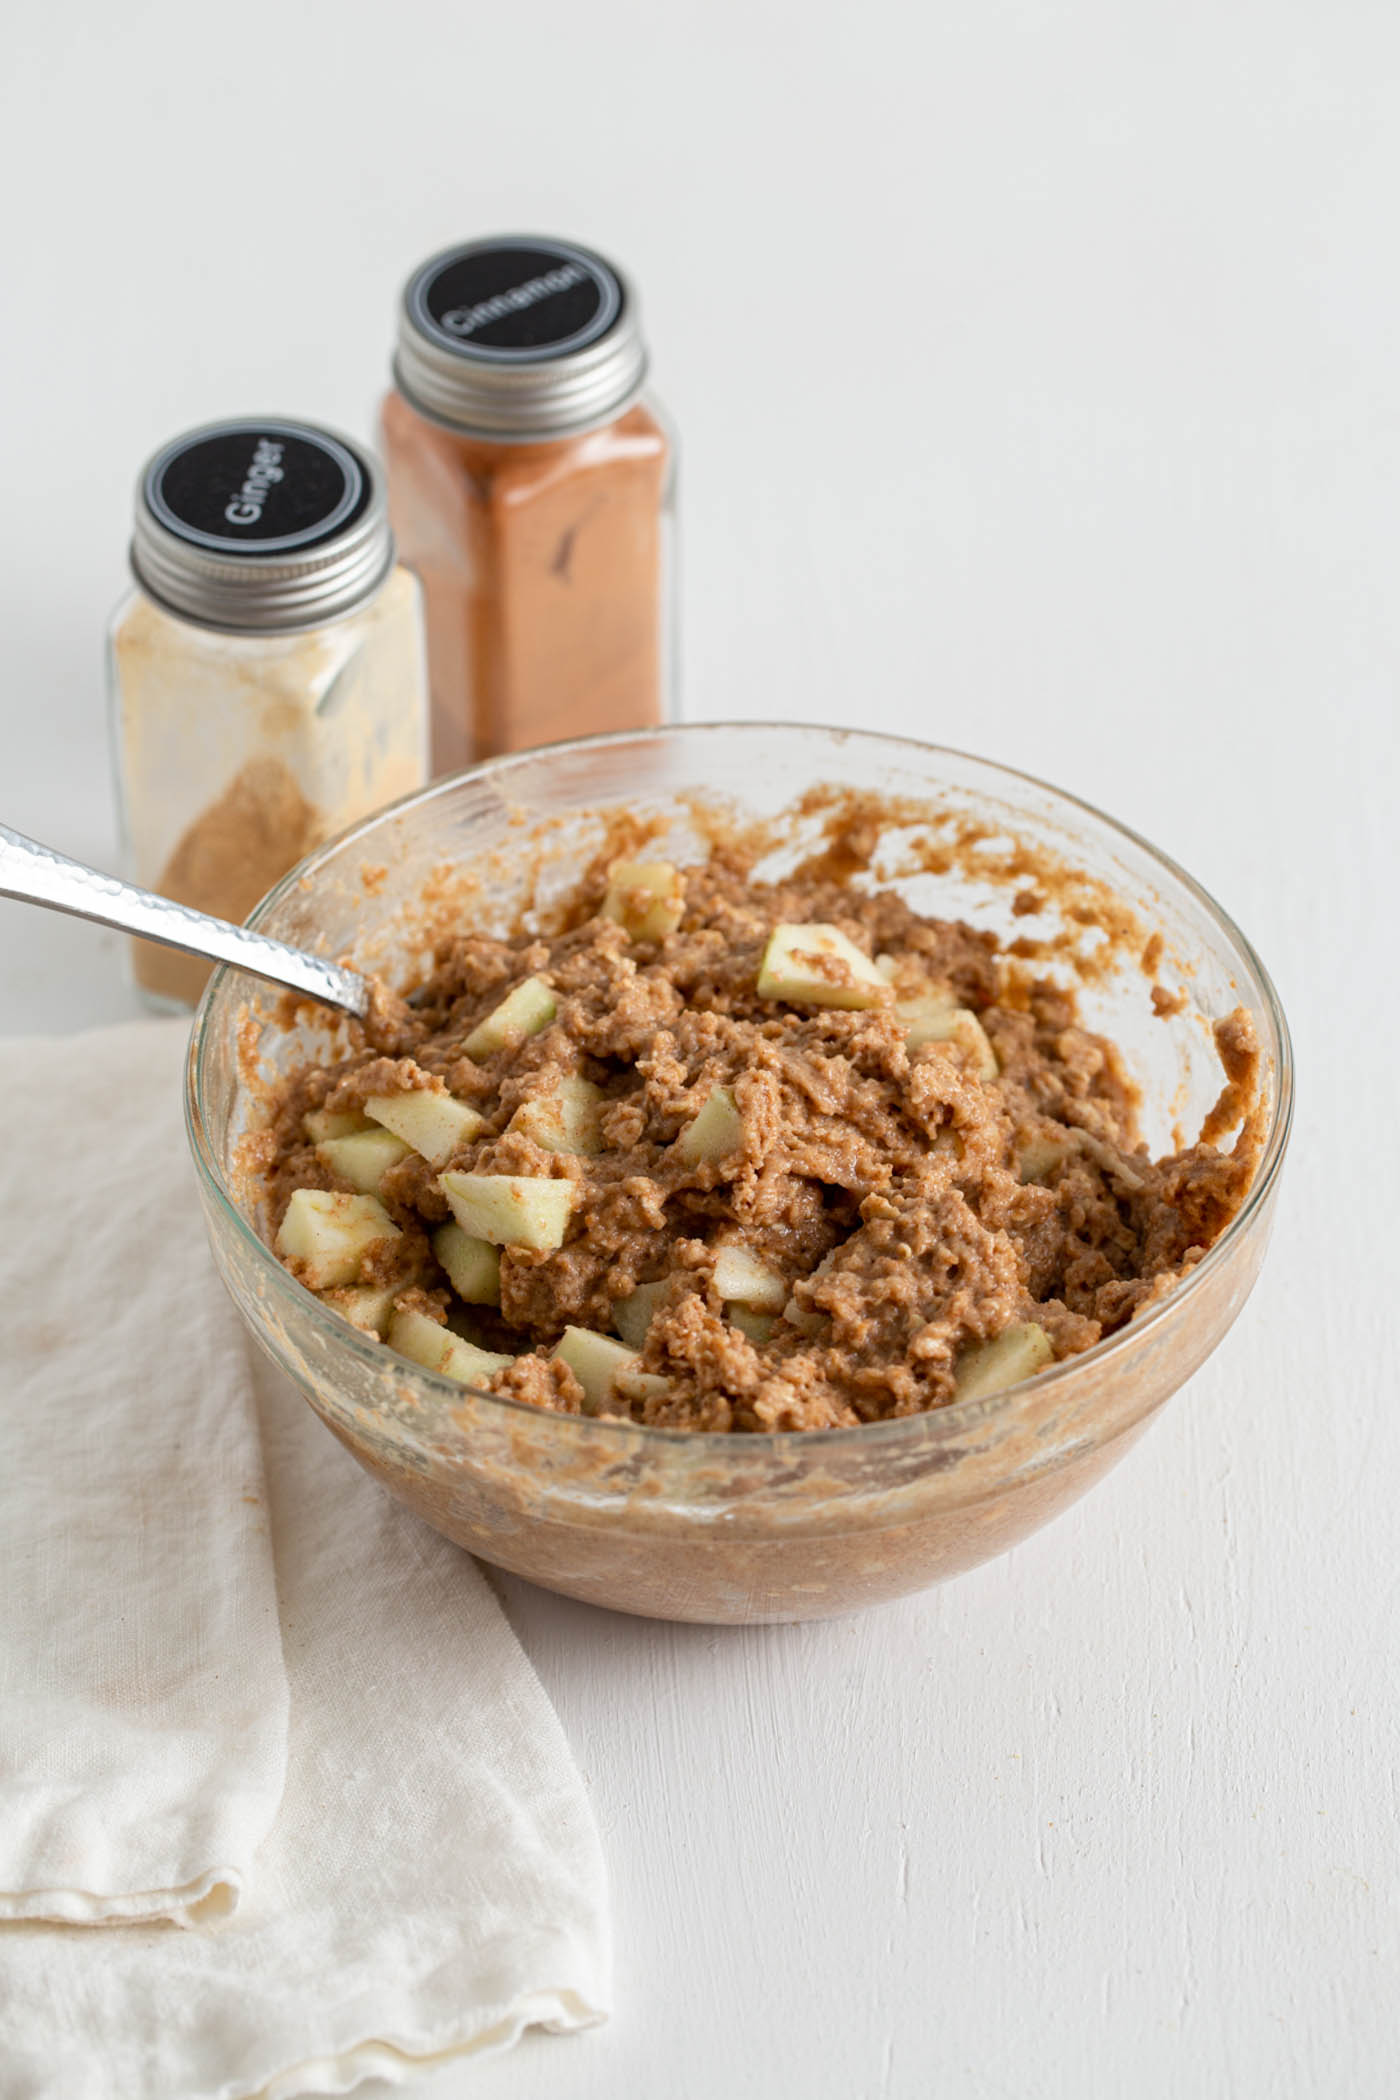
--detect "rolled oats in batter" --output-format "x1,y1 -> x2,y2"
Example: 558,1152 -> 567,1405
261,842 -> 1262,1433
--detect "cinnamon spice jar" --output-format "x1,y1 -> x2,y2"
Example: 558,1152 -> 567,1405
381,236 -> 675,773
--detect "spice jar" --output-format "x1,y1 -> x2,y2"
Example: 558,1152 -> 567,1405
381,235 -> 675,774
109,417 -> 429,1009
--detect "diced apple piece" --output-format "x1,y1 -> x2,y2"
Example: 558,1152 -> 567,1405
509,1074 -> 605,1156
431,1222 -> 502,1305
303,1105 -> 370,1143
551,1325 -> 644,1413
600,859 -> 686,941
954,1013 -> 1000,1080
615,1366 -> 672,1403
388,1307 -> 514,1386
874,953 -> 899,983
1018,1134 -> 1074,1184
898,996 -> 999,1079
676,1084 -> 745,1164
782,1295 -> 827,1339
365,1087 -> 486,1167
893,989 -> 959,1045
613,1279 -> 668,1350
729,1305 -> 776,1345
953,1321 -> 1054,1402
463,975 -> 557,1059
275,1188 -> 401,1290
757,922 -> 888,1011
712,1243 -> 787,1312
315,1127 -> 411,1194
1078,1132 -> 1147,1193
439,1170 -> 574,1251
320,1282 -> 398,1339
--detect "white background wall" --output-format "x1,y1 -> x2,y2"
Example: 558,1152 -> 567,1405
3,5 -> 1397,2096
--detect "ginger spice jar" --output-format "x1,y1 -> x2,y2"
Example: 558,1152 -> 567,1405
109,418 -> 428,1008
381,235 -> 676,774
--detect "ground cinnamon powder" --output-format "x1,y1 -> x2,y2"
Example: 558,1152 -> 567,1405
380,395 -> 671,774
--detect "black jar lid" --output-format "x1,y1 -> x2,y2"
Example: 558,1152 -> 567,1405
393,235 -> 648,442
131,418 -> 393,633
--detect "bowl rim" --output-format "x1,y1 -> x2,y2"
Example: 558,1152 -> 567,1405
186,718 -> 1295,1456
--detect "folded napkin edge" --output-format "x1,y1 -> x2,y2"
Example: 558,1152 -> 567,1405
255,1986 -> 609,2100
0,1866 -> 242,1930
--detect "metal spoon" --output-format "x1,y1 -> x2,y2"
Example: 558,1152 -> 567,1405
0,821 -> 371,1019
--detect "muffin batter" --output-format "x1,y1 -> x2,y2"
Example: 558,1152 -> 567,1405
260,848 -> 1261,1432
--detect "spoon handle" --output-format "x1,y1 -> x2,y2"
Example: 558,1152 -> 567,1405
0,822 -> 371,1020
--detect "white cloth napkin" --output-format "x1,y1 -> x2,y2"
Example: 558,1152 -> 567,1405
0,1021 -> 609,2099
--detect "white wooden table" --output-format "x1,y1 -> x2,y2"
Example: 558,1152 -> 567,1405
3,4 -> 1397,2093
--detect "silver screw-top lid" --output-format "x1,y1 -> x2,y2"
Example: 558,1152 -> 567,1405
130,418 -> 395,633
393,235 -> 648,441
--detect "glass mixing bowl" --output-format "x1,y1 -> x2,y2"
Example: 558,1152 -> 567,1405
186,724 -> 1292,1624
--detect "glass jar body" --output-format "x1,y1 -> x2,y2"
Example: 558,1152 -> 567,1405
380,390 -> 675,774
108,567 -> 428,1008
